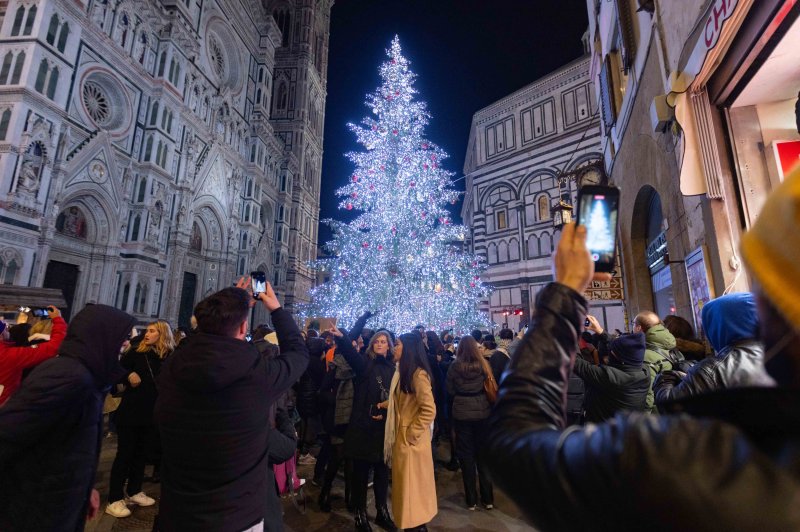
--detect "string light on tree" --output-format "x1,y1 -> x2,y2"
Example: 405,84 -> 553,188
300,36 -> 490,333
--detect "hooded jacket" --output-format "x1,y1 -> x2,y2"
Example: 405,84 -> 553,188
0,304 -> 134,532
655,294 -> 772,404
483,282 -> 800,531
155,307 -> 308,532
643,324 -> 677,411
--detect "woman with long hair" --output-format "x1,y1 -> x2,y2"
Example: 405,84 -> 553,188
446,335 -> 494,510
106,321 -> 175,518
331,328 -> 397,531
384,332 -> 437,532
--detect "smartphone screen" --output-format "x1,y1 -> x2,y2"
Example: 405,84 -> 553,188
577,186 -> 620,273
33,308 -> 49,318
251,271 -> 267,295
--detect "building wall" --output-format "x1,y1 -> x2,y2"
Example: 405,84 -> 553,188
462,55 -> 626,333
0,0 -> 331,324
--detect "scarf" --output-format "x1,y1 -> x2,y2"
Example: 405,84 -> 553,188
383,368 -> 400,466
496,339 -> 511,357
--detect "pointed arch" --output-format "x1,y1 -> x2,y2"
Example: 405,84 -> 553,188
10,51 -> 24,84
57,22 -> 69,52
0,53 -> 12,84
46,14 -> 60,45
487,242 -> 498,264
23,5 -> 37,36
509,237 -> 520,261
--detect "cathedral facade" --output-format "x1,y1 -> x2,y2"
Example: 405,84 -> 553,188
0,0 -> 331,325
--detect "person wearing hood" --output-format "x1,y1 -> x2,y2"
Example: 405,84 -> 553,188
654,293 -> 771,405
0,304 -> 135,532
446,335 -> 494,511
155,279 -> 308,532
634,310 -> 678,412
0,305 -> 66,406
572,332 -> 650,423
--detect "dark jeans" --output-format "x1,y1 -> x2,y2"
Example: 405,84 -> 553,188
109,424 -> 154,502
351,458 -> 389,511
454,418 -> 493,507
314,433 -> 332,481
322,442 -> 352,505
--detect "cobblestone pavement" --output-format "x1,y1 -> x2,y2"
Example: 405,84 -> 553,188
85,434 -> 535,532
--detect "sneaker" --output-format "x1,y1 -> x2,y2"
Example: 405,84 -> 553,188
105,500 -> 131,518
128,492 -> 156,507
484,504 -> 494,510
298,453 -> 317,465
468,505 -> 477,511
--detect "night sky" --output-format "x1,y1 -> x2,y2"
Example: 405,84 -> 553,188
319,0 -> 589,244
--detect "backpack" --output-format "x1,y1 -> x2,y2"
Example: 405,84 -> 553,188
649,346 -> 694,374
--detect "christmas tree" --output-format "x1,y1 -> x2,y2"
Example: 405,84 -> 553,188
586,200 -> 614,252
301,37 -> 490,333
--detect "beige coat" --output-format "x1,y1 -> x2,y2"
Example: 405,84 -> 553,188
391,368 -> 437,529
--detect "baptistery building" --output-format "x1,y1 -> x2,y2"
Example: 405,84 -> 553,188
0,0 -> 331,324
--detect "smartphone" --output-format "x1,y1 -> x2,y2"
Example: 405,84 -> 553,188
369,404 -> 386,418
576,185 -> 620,273
32,307 -> 49,318
251,271 -> 267,298
585,318 -> 591,327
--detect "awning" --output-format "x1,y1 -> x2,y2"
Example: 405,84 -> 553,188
669,0 -> 754,196
0,286 -> 68,310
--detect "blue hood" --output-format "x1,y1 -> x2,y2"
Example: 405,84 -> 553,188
701,293 -> 759,353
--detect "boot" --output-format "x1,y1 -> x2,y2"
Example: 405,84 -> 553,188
345,484 -> 354,513
354,509 -> 373,532
374,506 -> 397,532
318,486 -> 332,513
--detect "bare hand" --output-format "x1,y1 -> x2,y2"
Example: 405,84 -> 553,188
328,327 -> 343,338
46,305 -> 61,319
555,223 -> 611,294
87,489 -> 100,520
586,315 -> 604,334
128,372 -> 142,388
257,282 -> 281,312
377,401 -> 388,410
235,277 -> 257,308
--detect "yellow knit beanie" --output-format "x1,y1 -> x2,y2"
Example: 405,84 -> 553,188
741,165 -> 800,325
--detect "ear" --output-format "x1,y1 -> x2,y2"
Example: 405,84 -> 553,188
238,319 -> 248,339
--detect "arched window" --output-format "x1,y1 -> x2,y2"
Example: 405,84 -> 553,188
136,283 -> 147,313
133,283 -> 141,312
0,109 -> 11,140
57,22 -> 69,52
137,177 -> 147,202
168,59 -> 175,84
509,238 -> 520,261
137,32 -> 147,64
3,259 -> 18,284
166,111 -> 173,133
23,5 -> 37,36
245,204 -> 250,222
541,233 -> 553,255
498,241 -> 509,263
143,137 -> 153,161
46,67 -> 58,99
273,9 -> 291,47
121,282 -> 130,310
34,60 -> 48,92
238,256 -> 245,274
9,51 -> 24,85
46,14 -> 59,45
256,88 -> 262,105
157,52 -> 166,77
276,82 -> 287,110
156,142 -> 163,165
487,243 -> 498,264
240,232 -> 247,250
150,102 -> 159,125
130,214 -> 141,241
246,179 -> 253,197
0,53 -> 12,84
11,6 -> 25,36
538,195 -> 551,221
527,234 -> 540,258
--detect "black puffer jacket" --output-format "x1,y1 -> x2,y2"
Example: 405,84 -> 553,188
654,339 -> 771,404
446,362 -> 491,421
483,282 -> 800,531
295,337 -> 327,418
0,304 -> 135,532
573,357 -> 650,423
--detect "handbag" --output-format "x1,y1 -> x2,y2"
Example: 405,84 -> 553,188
484,372 -> 498,404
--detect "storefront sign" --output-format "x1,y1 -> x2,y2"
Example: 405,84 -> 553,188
685,246 -> 715,336
772,140 -> 800,181
646,231 -> 668,269
686,0 -> 741,77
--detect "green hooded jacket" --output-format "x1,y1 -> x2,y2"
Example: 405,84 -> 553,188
643,324 -> 677,411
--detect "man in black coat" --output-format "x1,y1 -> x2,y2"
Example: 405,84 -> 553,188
483,221 -> 800,530
155,279 -> 308,532
0,304 -> 135,532
573,332 -> 650,422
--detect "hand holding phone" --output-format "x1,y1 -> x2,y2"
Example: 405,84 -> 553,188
251,271 -> 267,298
576,185 -> 620,273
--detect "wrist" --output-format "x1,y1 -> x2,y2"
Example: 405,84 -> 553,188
268,305 -> 283,314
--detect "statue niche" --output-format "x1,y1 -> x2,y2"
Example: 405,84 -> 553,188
55,206 -> 87,239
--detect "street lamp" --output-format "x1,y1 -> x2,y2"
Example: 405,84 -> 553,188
551,199 -> 574,230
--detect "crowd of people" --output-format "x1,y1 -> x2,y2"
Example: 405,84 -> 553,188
1,168 -> 799,531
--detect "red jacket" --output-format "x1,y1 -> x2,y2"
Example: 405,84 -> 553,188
0,316 -> 67,406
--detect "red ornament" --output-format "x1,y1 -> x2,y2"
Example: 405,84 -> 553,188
395,90 -> 400,95
409,181 -> 416,187
425,240 -> 431,246
422,143 -> 429,149
362,242 -> 369,248
421,211 -> 427,218
450,199 -> 457,205
380,165 -> 385,170
377,245 -> 384,251
345,203 -> 353,210
392,129 -> 398,135
351,192 -> 358,198
431,154 -> 437,161
372,125 -> 377,131
391,59 -> 397,64
352,175 -> 359,182
391,225 -> 397,235
386,95 -> 393,101
423,163 -> 429,170
368,169 -> 375,175
433,163 -> 438,168
470,282 -> 476,288
445,219 -> 451,225
438,217 -> 445,223
474,275 -> 480,280
369,184 -> 375,191
403,156 -> 410,162
471,261 -> 478,267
